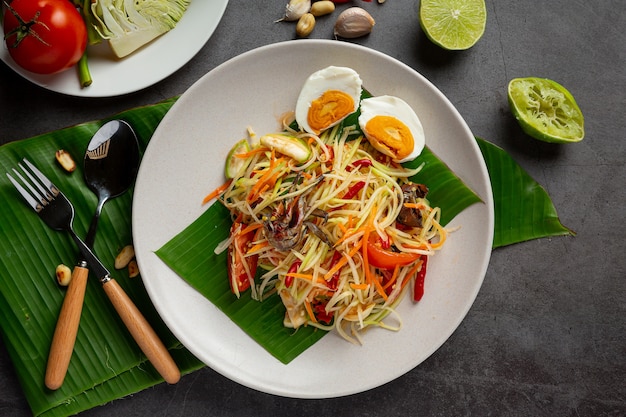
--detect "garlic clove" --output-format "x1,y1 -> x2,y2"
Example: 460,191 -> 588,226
278,0 -> 311,22
333,7 -> 376,39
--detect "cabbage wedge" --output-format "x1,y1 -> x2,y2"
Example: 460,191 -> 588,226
90,0 -> 191,58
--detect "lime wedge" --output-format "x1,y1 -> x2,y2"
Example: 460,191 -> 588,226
225,138 -> 251,178
419,0 -> 487,50
508,77 -> 585,143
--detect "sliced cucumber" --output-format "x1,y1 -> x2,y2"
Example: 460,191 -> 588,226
260,134 -> 311,163
225,138 -> 252,179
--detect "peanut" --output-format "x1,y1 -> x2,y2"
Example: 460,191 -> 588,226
128,259 -> 140,278
55,264 -> 72,286
310,1 -> 334,17
296,13 -> 316,37
55,150 -> 76,172
114,245 -> 135,270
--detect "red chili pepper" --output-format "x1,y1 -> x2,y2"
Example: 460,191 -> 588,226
342,181 -> 366,200
413,256 -> 428,302
313,298 -> 333,324
346,158 -> 373,172
285,259 -> 302,288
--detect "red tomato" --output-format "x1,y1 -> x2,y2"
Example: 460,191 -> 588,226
3,0 -> 87,74
227,222 -> 259,295
366,234 -> 420,270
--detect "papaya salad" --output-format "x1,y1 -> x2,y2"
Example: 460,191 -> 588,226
206,66 -> 448,344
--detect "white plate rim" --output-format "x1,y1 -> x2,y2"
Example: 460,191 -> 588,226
0,1 -> 228,97
132,39 -> 494,398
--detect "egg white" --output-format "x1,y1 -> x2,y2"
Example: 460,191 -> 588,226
295,66 -> 362,135
358,95 -> 425,163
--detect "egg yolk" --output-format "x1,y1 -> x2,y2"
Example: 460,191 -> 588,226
364,115 -> 414,160
308,90 -> 355,134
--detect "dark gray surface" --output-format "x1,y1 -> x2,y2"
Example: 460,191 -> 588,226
1,1 -> 624,416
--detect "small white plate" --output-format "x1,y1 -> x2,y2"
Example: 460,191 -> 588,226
133,40 -> 494,398
0,1 -> 228,97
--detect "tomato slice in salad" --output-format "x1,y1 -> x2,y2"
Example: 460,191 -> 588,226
366,234 -> 420,270
227,221 -> 259,295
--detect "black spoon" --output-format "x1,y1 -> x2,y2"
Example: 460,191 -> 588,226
83,120 -> 140,242
45,120 -> 140,390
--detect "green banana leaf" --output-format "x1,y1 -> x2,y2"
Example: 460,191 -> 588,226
0,97 -> 204,417
475,138 -> 575,248
0,96 -> 574,417
156,141 -> 484,363
155,202 -> 329,364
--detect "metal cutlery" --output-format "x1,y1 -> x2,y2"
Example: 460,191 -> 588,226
44,121 -> 140,390
6,158 -> 180,386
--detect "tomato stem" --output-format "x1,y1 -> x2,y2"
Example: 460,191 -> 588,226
3,2 -> 50,48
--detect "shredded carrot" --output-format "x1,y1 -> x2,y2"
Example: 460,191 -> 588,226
373,276 -> 388,301
333,215 -> 363,247
285,272 -> 322,283
247,241 -> 269,254
403,202 -> 427,210
246,152 -> 284,203
240,223 -> 263,235
402,258 -> 424,292
304,299 -> 318,323
333,226 -> 356,247
350,283 -> 369,290
382,264 -> 401,291
324,241 -> 362,280
202,179 -> 232,205
235,146 -> 269,159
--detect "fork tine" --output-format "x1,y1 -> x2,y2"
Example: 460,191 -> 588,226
14,165 -> 48,203
22,158 -> 59,198
6,172 -> 42,212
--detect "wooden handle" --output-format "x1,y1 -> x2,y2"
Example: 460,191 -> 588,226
45,265 -> 89,390
102,278 -> 180,384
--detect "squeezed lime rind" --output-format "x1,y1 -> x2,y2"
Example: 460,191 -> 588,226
508,77 -> 585,144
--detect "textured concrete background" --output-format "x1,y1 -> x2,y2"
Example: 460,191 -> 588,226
1,0 -> 624,416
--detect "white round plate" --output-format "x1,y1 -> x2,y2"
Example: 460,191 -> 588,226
133,40 -> 494,398
0,1 -> 228,97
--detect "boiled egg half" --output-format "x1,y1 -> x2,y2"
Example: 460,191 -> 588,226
358,95 -> 425,163
295,66 -> 362,135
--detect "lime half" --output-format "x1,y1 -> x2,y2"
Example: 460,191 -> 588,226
419,0 -> 487,50
508,77 -> 585,143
